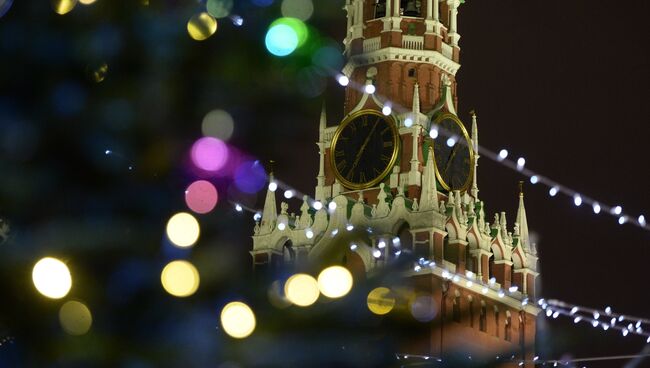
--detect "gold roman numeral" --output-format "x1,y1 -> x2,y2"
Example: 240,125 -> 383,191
380,154 -> 391,162
383,141 -> 393,148
359,172 -> 367,182
336,159 -> 347,172
335,149 -> 344,158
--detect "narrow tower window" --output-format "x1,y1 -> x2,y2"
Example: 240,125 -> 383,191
408,68 -> 416,78
494,307 -> 500,338
505,311 -> 512,341
452,291 -> 461,322
375,0 -> 387,18
479,302 -> 487,332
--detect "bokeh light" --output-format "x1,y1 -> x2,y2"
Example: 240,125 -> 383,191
207,0 -> 233,19
367,287 -> 395,315
0,0 -> 13,18
202,109 -> 234,141
87,62 -> 108,83
79,0 -> 96,4
234,160 -> 267,193
32,257 -> 72,299
187,12 -> 218,41
284,273 -> 319,307
317,266 -> 353,298
52,0 -> 77,14
191,137 -> 229,172
410,294 -> 437,322
270,17 -> 308,47
59,300 -> 92,335
166,212 -> 200,248
160,260 -> 200,297
265,24 -> 298,57
220,301 -> 256,339
185,180 -> 218,214
281,0 -> 314,21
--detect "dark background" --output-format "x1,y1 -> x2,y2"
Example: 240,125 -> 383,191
0,0 -> 648,367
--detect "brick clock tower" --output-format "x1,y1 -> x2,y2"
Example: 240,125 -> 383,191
251,0 -> 540,366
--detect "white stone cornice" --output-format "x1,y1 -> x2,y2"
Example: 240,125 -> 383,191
342,47 -> 461,77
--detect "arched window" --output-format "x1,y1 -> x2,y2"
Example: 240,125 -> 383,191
401,0 -> 422,17
505,311 -> 512,341
282,241 -> 295,265
452,291 -> 461,322
479,301 -> 487,332
375,0 -> 387,18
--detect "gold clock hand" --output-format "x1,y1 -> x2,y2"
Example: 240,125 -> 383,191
444,144 -> 460,174
347,122 -> 380,177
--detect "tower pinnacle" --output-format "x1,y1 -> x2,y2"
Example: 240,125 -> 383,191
516,182 -> 530,252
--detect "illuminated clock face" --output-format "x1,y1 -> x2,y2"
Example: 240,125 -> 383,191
430,113 -> 474,192
330,110 -> 400,190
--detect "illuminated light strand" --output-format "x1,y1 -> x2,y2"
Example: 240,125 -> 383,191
396,352 -> 650,365
539,300 -> 650,341
328,73 -> 649,233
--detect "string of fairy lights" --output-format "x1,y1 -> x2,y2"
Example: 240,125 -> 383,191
395,352 -> 650,367
331,71 -> 649,233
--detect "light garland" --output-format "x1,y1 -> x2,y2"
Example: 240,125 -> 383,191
331,74 -> 650,233
395,352 -> 650,366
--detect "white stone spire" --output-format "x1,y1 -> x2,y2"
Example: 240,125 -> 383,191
315,103 -> 326,201
470,111 -> 479,199
412,83 -> 421,116
319,102 -> 327,134
260,173 -> 278,234
516,183 -> 530,252
420,146 -> 439,211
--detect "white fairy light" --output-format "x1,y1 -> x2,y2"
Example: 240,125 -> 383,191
636,321 -> 642,329
377,240 -> 386,249
611,318 -> 617,325
452,275 -> 460,282
538,299 -> 546,306
337,75 -> 349,86
489,277 -> 496,285
277,223 -> 286,230
593,311 -> 600,320
328,201 -> 337,211
574,316 -> 582,323
603,324 -> 609,330
331,229 -> 338,236
312,201 -> 323,210
372,249 -> 381,258
446,136 -> 457,147
498,290 -> 505,298
549,186 -> 559,197
481,287 -> 488,294
593,203 -> 601,214
392,237 -> 400,246
414,265 -> 421,272
235,204 -> 243,212
622,329 -> 629,337
591,320 -> 599,327
639,215 -> 646,226
441,270 -> 450,279
253,212 -> 262,221
546,309 -> 553,317
628,323 -> 634,330
498,149 -> 508,161
618,216 -> 626,225
268,182 -> 278,192
646,336 -> 650,343
305,229 -> 314,239
573,194 -> 582,206
283,190 -> 294,199
346,224 -> 354,231
553,311 -> 560,319
404,117 -> 413,127
605,306 -> 612,315
516,157 -> 526,170
394,250 -> 402,256
530,175 -> 539,184
350,243 -> 357,251
612,206 -> 623,215
619,315 -> 625,322
508,286 -> 518,293
382,105 -> 392,116
429,126 -> 439,139
570,307 -> 579,315
364,84 -> 376,94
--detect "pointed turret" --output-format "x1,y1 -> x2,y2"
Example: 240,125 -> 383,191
412,83 -> 421,115
315,103 -> 327,201
516,182 -> 530,252
260,173 -> 278,234
420,146 -> 439,212
470,110 -> 480,199
319,102 -> 327,135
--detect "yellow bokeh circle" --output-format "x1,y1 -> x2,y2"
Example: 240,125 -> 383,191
59,300 -> 93,335
52,0 -> 78,15
166,212 -> 200,248
284,273 -> 319,307
367,287 -> 395,315
32,257 -> 72,299
161,260 -> 200,297
187,12 -> 218,41
220,301 -> 256,339
317,266 -> 353,298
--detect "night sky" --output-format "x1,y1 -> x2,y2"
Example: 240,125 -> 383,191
0,0 -> 649,367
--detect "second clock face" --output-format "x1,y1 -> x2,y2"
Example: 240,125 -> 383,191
330,110 -> 400,190
431,113 -> 474,192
